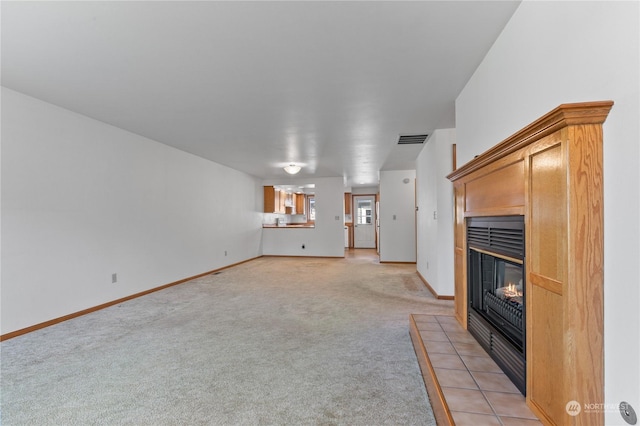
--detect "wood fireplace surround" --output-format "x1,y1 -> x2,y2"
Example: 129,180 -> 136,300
447,101 -> 613,425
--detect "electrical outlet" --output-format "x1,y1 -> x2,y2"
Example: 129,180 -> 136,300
112,273 -> 118,284
224,250 -> 227,256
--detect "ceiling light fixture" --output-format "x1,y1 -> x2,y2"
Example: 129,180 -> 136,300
284,164 -> 301,174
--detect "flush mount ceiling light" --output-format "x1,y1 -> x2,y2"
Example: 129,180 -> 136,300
283,164 -> 301,174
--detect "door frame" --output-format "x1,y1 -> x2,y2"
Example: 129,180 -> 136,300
352,194 -> 378,249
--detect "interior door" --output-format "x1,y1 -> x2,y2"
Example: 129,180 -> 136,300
353,195 -> 376,248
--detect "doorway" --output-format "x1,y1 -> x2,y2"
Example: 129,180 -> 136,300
353,195 -> 376,249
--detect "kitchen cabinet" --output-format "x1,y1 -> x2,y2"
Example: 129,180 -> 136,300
264,186 -> 275,213
265,187 -> 309,215
296,194 -> 305,215
344,192 -> 352,216
279,190 -> 286,213
264,186 -> 285,213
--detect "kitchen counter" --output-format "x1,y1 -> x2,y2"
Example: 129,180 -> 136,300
262,224 -> 315,228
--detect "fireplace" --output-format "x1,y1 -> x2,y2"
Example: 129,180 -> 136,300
447,102 -> 611,423
467,216 -> 526,395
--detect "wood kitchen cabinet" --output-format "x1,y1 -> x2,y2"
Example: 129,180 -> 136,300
296,194 -> 305,215
264,186 -> 285,213
279,191 -> 286,213
265,187 -> 310,215
344,192 -> 352,216
264,186 -> 275,213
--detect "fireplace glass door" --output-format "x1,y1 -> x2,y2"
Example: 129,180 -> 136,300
469,250 -> 524,350
466,215 -> 526,395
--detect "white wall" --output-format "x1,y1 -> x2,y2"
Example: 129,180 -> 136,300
1,88 -> 264,335
379,170 -> 416,262
351,186 -> 379,195
456,1 -> 639,423
261,177 -> 344,257
416,129 -> 455,296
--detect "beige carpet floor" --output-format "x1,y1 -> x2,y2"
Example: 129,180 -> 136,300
1,250 -> 454,425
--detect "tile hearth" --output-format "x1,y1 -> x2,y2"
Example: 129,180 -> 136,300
409,314 -> 541,425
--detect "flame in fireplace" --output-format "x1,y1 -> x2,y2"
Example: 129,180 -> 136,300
497,282 -> 523,301
506,283 -> 522,297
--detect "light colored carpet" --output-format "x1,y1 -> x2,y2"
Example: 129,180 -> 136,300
1,251 -> 454,425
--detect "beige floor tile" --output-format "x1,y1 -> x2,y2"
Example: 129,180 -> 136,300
412,314 -> 439,323
450,411 -> 502,426
427,352 -> 467,370
444,331 -> 479,344
425,340 -> 457,355
436,315 -> 459,324
411,313 -> 544,425
499,416 -> 543,425
416,322 -> 444,332
441,387 -> 494,415
471,371 -> 521,394
433,368 -> 478,390
419,330 -> 449,342
440,321 -> 465,333
452,341 -> 489,357
484,391 -> 539,419
460,355 -> 504,373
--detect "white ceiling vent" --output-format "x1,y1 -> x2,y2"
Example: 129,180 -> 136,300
397,134 -> 428,145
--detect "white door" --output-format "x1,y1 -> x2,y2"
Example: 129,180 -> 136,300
376,200 -> 380,254
354,195 -> 376,248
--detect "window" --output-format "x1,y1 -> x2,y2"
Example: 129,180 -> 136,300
308,196 -> 316,221
356,199 -> 372,224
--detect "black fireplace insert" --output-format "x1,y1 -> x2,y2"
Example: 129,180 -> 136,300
467,216 -> 526,395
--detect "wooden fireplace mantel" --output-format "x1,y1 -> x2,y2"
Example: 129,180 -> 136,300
447,101 -> 613,426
